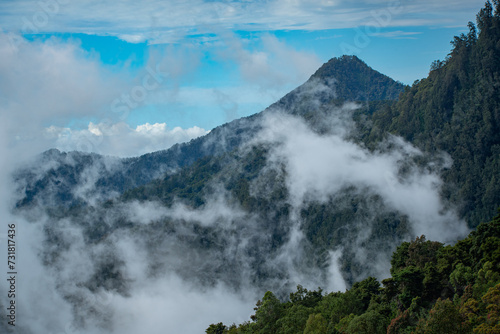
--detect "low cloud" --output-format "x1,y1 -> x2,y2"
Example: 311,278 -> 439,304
256,109 -> 468,242
246,105 -> 469,286
0,32 -> 131,161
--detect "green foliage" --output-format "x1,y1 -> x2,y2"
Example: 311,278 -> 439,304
289,285 -> 323,308
344,310 -> 388,334
414,298 -> 469,334
474,283 -> 500,333
335,314 -> 356,333
318,290 -> 363,325
206,322 -> 227,334
276,304 -> 313,334
350,277 -> 380,310
387,309 -> 415,334
450,263 -> 475,295
253,291 -> 284,333
303,314 -> 328,334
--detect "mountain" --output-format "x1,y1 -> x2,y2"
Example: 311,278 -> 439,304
309,55 -> 404,101
14,55 -> 404,210
12,55 -> 412,298
207,3 -> 500,332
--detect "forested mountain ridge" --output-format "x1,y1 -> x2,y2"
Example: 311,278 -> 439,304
118,0 -> 500,291
13,113 -> 260,209
12,51 -> 413,308
272,55 -> 405,118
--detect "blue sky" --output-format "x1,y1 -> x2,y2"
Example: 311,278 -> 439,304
0,0 -> 486,157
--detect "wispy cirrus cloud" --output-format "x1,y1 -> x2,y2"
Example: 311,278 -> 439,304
371,30 -> 422,39
0,0 -> 485,44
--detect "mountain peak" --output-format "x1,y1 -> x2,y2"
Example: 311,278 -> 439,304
310,55 -> 405,101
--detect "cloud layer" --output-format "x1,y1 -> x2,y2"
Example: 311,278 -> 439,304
0,0 -> 485,43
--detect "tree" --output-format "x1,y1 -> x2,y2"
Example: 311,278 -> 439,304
289,285 -> 323,308
206,322 -> 226,334
252,291 -> 283,333
474,283 -> 500,333
276,304 -> 312,334
303,313 -> 328,334
387,309 -> 414,334
414,298 -> 469,334
350,277 -> 380,310
394,266 -> 425,308
335,314 -> 356,334
345,310 -> 388,334
450,263 -> 474,296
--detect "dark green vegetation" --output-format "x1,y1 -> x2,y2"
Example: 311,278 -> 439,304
14,111 -> 261,208
207,212 -> 500,334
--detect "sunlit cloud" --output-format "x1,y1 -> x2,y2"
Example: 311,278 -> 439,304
45,122 -> 208,157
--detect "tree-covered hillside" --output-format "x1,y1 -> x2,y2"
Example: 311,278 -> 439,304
362,0 -> 500,227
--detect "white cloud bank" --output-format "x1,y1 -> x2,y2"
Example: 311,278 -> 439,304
46,122 -> 208,157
